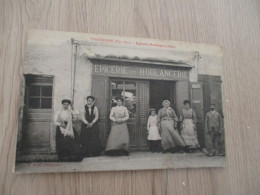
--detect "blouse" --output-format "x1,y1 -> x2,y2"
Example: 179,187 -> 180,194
180,108 -> 197,123
82,105 -> 99,124
54,109 -> 73,126
147,115 -> 158,130
157,107 -> 178,123
54,108 -> 74,137
109,106 -> 129,122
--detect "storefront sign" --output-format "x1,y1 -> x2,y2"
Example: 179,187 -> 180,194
93,64 -> 189,81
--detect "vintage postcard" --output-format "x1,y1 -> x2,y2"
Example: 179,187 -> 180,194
15,30 -> 225,173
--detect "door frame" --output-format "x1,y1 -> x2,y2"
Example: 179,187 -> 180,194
108,77 -> 142,150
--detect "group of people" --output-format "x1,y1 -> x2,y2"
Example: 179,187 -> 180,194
54,95 -> 224,162
54,96 -> 131,161
146,100 -> 224,157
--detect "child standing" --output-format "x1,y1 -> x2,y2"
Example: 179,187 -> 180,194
147,109 -> 161,152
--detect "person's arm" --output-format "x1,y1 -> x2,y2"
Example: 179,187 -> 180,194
179,112 -> 183,122
81,111 -> 88,124
109,107 -> 116,122
157,110 -> 162,129
147,116 -> 151,130
218,112 -> 224,132
54,111 -> 61,126
205,113 -> 209,133
123,107 -> 129,121
92,106 -> 99,124
192,109 -> 197,124
172,109 -> 179,122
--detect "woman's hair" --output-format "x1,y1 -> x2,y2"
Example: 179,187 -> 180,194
87,96 -> 95,101
162,100 -> 170,105
183,99 -> 191,105
115,96 -> 124,102
149,108 -> 156,114
61,99 -> 71,105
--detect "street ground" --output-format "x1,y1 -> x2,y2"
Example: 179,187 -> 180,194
15,151 -> 226,173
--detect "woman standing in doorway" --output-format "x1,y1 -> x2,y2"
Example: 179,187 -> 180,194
105,97 -> 130,156
180,100 -> 200,153
80,96 -> 102,157
157,100 -> 186,153
54,98 -> 80,161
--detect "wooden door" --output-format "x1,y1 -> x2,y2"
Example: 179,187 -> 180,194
92,76 -> 109,149
21,75 -> 53,154
109,79 -> 149,150
138,81 -> 149,150
190,82 -> 204,147
198,75 -> 224,149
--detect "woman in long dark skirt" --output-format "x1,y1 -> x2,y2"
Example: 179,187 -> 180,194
80,96 -> 102,157
54,98 -> 81,161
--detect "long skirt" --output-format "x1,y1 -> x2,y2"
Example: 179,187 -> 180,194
56,126 -> 81,161
105,122 -> 129,152
160,120 -> 185,151
181,119 -> 199,148
80,123 -> 102,157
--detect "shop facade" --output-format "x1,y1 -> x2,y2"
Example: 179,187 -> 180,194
16,32 -> 223,160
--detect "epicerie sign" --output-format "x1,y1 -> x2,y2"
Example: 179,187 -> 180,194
93,64 -> 189,81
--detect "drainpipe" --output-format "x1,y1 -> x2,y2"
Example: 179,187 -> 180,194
71,38 -> 78,107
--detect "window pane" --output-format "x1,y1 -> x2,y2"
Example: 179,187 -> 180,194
28,98 -> 40,108
124,82 -> 137,118
125,82 -> 136,90
41,98 -> 52,108
111,81 -> 124,107
29,86 -> 40,96
42,86 -> 52,97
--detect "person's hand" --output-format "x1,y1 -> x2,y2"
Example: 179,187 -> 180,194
116,119 -> 122,124
60,123 -> 66,128
89,123 -> 93,128
174,122 -> 177,129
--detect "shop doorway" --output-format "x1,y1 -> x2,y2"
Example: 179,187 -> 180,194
149,80 -> 176,113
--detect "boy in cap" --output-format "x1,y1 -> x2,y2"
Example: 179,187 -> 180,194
204,104 -> 224,156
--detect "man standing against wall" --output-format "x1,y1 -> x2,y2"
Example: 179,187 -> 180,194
204,104 -> 225,156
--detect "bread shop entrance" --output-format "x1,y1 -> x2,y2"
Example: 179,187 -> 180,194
90,58 -> 192,151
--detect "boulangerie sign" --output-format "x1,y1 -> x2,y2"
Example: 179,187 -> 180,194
92,64 -> 189,80
15,30 -> 225,173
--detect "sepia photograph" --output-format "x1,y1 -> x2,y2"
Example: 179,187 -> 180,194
15,30 -> 225,173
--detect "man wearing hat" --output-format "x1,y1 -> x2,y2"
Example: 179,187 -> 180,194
204,103 -> 224,156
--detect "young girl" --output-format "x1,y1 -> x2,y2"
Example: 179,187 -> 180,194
147,109 -> 161,152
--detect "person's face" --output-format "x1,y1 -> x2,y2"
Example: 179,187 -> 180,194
184,103 -> 190,109
87,98 -> 94,105
151,110 -> 156,116
117,99 -> 123,106
163,102 -> 170,108
210,106 -> 215,111
62,103 -> 69,110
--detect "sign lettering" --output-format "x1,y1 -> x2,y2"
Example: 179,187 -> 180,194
93,64 -> 189,81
